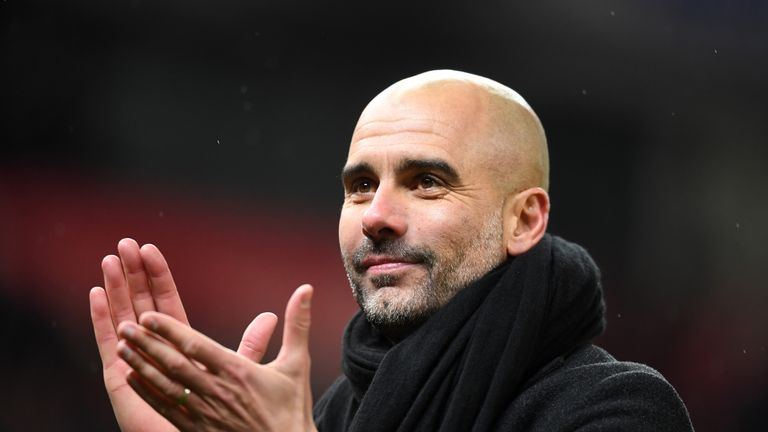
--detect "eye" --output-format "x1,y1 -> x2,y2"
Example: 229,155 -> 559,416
351,178 -> 375,194
417,174 -> 440,190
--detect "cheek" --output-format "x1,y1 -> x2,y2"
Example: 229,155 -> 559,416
338,208 -> 361,252
411,206 -> 471,243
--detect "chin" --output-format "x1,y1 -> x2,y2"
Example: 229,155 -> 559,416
362,286 -> 433,321
369,286 -> 413,307
350,272 -> 437,326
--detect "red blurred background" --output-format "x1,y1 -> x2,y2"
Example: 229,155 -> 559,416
1,1 -> 766,430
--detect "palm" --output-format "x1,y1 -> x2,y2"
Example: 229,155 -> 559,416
90,239 -> 188,432
109,285 -> 315,431
104,356 -> 176,431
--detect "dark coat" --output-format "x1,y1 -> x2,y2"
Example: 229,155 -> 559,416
315,344 -> 693,431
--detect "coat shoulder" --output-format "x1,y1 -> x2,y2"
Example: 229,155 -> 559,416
500,345 -> 694,431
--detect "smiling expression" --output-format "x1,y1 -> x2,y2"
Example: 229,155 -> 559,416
338,80 -> 512,337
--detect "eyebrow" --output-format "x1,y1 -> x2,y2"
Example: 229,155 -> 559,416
397,158 -> 461,184
340,158 -> 461,185
341,162 -> 376,185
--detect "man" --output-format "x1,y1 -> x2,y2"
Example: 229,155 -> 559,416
90,70 -> 693,431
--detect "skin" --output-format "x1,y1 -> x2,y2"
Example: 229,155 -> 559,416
90,239 -> 190,432
89,70 -> 550,431
90,238 -> 313,432
339,70 -> 550,339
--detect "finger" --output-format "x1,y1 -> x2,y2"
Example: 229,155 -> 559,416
90,287 -> 120,368
140,244 -> 189,325
134,312 -> 232,374
118,238 -> 156,318
126,371 -> 197,431
118,338 -> 190,399
102,254 -> 137,326
237,312 -> 278,363
276,284 -> 313,370
117,321 -> 211,389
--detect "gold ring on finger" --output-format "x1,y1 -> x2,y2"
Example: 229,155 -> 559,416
177,388 -> 191,406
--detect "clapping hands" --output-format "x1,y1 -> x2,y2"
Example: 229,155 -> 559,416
90,239 -> 316,431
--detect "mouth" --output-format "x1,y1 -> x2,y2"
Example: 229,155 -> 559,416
360,255 -> 421,275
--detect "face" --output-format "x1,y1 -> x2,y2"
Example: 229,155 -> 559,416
338,89 -> 509,334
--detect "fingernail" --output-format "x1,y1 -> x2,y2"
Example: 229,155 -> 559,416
118,343 -> 133,359
145,317 -> 158,331
121,323 -> 135,337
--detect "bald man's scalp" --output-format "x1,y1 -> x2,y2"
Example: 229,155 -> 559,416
355,70 -> 549,193
483,90 -> 550,193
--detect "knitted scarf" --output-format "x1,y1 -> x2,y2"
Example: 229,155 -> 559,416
314,234 -> 606,431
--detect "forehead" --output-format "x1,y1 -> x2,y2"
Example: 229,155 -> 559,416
346,98 -> 486,167
346,125 -> 464,183
349,117 -> 455,157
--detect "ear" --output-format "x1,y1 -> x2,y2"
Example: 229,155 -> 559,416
502,187 -> 550,256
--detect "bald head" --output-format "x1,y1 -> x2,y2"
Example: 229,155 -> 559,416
354,70 -> 549,192
340,71 -> 551,335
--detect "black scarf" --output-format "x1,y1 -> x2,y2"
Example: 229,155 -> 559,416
315,234 -> 606,431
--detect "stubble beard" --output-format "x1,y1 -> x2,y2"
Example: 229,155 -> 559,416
342,211 -> 505,335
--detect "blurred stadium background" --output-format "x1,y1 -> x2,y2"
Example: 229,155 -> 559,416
1,1 -> 766,430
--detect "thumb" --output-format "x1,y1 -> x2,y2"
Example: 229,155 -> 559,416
237,312 -> 278,362
276,284 -> 313,371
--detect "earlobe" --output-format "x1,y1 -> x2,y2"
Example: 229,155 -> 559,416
503,188 -> 550,256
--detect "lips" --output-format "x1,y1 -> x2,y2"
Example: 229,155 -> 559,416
348,240 -> 434,275
360,255 -> 420,273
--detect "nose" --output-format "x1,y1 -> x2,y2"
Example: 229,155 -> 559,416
361,185 -> 407,241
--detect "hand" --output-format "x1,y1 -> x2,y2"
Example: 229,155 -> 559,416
90,238 -> 190,431
115,284 -> 317,432
90,239 -> 280,431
